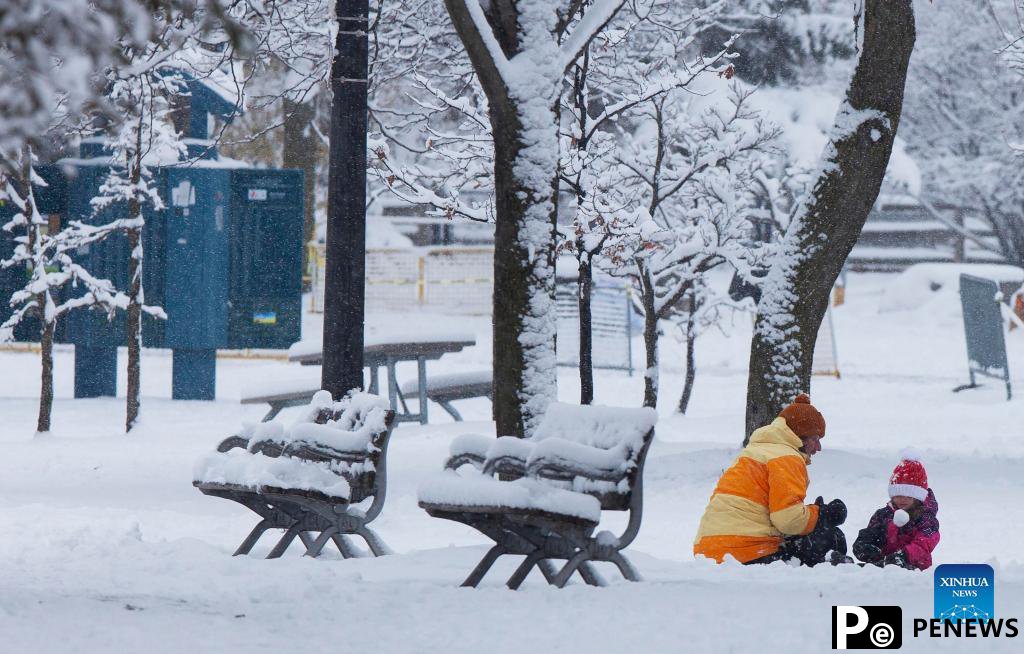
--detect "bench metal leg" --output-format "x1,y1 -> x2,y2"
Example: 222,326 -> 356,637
262,403 -> 284,423
437,400 -> 463,421
416,355 -> 428,425
462,545 -> 505,588
298,531 -> 316,551
507,551 -> 544,590
331,533 -> 363,559
551,551 -> 591,588
266,523 -> 303,559
538,559 -> 558,584
305,528 -> 338,558
610,552 -> 642,582
356,526 -> 392,557
579,562 -> 608,587
233,518 -> 273,556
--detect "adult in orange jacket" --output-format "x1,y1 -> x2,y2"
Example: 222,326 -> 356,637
693,394 -> 848,566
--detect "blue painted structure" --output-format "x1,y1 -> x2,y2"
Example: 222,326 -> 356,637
0,73 -> 304,402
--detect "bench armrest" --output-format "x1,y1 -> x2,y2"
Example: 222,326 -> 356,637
216,435 -> 249,453
482,455 -> 528,479
248,439 -> 286,458
526,456 -> 627,483
444,452 -> 486,471
283,440 -> 374,465
525,437 -> 631,483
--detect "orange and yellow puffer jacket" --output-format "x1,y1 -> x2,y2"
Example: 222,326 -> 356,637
693,417 -> 820,563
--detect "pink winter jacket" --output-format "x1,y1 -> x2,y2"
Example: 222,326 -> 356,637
852,489 -> 940,570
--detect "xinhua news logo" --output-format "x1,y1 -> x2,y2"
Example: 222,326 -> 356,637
832,606 -> 902,649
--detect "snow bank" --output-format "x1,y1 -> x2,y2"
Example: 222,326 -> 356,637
878,263 -> 1024,314
193,450 -> 352,499
418,470 -> 601,522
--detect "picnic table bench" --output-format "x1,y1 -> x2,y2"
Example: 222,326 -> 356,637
195,390 -> 396,559
418,402 -> 658,588
242,333 -> 478,425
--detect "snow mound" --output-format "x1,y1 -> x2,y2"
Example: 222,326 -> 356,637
418,470 -> 601,522
878,263 -> 1024,314
193,450 -> 352,499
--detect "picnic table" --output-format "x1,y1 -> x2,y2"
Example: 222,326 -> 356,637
276,331 -> 477,425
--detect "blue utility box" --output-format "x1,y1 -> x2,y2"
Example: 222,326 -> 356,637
164,168 -> 231,400
227,169 -> 304,350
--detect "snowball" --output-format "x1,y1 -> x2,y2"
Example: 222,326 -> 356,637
893,509 -> 910,527
899,447 -> 923,463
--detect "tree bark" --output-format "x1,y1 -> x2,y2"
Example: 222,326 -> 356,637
125,221 -> 142,432
444,0 -> 560,438
678,299 -> 697,414
37,317 -> 53,434
283,97 -> 319,286
640,268 -> 658,408
578,256 -> 594,404
744,0 -> 916,441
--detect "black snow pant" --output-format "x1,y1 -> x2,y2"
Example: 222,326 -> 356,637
746,518 -> 848,567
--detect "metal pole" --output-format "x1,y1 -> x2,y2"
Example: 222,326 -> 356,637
322,0 -> 369,398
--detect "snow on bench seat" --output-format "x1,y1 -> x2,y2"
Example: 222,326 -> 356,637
446,403 -> 657,477
418,470 -> 601,524
193,449 -> 353,499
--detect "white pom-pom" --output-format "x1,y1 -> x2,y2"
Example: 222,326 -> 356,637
899,447 -> 923,462
893,509 -> 910,527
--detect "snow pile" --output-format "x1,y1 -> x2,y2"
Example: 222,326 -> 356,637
421,403 -> 657,518
878,263 -> 1024,314
192,450 -> 352,499
531,402 -> 657,450
418,470 -> 601,522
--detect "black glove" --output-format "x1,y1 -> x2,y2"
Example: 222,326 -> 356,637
853,541 -> 883,564
882,550 -> 911,569
816,498 -> 847,527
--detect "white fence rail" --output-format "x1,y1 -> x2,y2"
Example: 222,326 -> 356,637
311,245 -> 494,315
312,246 -> 637,372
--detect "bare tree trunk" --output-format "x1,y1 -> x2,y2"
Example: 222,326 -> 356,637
678,299 -> 697,414
445,0 -> 561,438
578,255 -> 594,404
126,222 -> 142,432
744,0 -> 916,441
640,268 -> 658,408
283,97 -> 320,286
37,317 -> 54,434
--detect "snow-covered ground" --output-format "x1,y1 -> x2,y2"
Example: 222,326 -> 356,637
1,272 -> 1023,652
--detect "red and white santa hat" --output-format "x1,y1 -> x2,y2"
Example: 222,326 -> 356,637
889,449 -> 928,502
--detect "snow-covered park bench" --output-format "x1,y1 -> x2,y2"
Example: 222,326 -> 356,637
418,403 -> 657,589
194,391 -> 396,559
242,369 -> 493,423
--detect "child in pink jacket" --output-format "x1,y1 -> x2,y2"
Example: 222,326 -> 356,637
852,451 -> 940,570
